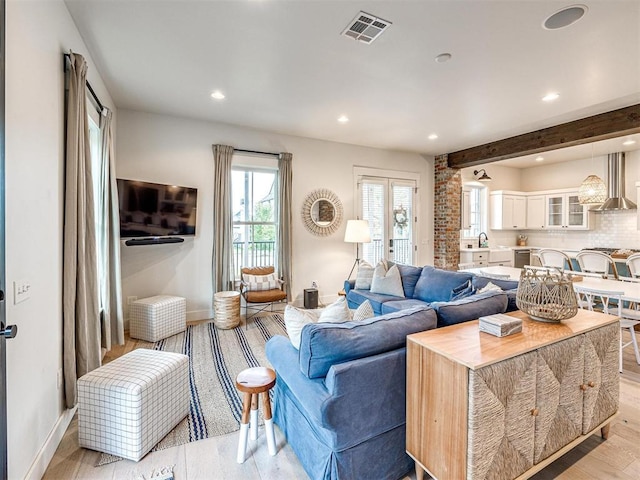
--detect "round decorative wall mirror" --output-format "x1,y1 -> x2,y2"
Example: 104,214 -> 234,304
302,189 -> 343,236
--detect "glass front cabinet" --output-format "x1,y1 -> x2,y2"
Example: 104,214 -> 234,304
545,192 -> 590,229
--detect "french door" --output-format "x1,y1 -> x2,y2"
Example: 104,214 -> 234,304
358,176 -> 416,266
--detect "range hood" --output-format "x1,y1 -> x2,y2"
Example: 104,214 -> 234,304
592,152 -> 637,211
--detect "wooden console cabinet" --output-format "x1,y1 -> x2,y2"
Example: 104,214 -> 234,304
406,310 -> 619,480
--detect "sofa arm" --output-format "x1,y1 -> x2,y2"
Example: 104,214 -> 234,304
265,336 -> 332,428
343,279 -> 356,294
321,348 -> 408,446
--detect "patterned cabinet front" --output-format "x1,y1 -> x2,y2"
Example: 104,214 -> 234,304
534,335 -> 585,464
467,351 -> 537,480
582,323 -> 620,433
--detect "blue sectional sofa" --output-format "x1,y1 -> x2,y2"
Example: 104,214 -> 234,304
344,265 -> 518,327
266,306 -> 437,480
265,266 -> 519,480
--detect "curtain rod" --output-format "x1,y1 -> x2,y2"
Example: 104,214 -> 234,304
233,148 -> 280,158
63,53 -> 105,113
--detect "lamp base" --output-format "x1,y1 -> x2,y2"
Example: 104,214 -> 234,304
347,257 -> 360,281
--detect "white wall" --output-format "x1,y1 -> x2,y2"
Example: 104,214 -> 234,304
465,150 -> 640,250
116,110 -> 434,314
5,1 -> 115,478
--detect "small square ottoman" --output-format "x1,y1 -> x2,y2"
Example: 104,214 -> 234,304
130,295 -> 186,342
78,348 -> 189,461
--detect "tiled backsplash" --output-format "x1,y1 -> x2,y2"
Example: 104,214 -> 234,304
485,210 -> 640,250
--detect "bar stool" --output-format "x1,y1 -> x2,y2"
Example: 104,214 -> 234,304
236,366 -> 277,463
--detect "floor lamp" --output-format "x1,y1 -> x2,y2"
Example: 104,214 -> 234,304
344,219 -> 371,280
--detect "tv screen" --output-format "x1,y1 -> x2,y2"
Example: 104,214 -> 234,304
117,178 -> 198,238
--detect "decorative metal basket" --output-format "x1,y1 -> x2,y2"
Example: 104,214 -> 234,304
516,267 -> 578,323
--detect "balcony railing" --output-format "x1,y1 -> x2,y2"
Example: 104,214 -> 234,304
233,240 -> 276,277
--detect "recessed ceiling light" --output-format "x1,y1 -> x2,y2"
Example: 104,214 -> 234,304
542,92 -> 560,102
543,5 -> 588,30
434,53 -> 452,63
428,133 -> 438,140
622,139 -> 636,146
536,156 -> 544,162
337,115 -> 349,123
210,90 -> 225,100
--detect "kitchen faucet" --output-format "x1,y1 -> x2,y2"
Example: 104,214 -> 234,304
478,232 -> 488,248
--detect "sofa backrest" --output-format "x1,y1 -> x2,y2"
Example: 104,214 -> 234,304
430,290 -> 508,328
413,266 -> 474,303
397,264 -> 423,298
298,306 -> 437,379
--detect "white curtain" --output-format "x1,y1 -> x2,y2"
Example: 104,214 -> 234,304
212,145 -> 235,292
63,53 -> 100,408
278,153 -> 293,298
98,109 -> 124,351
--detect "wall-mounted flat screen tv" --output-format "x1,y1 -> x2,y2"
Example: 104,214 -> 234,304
117,178 -> 198,238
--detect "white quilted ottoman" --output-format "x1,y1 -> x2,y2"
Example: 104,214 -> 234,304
77,348 -> 189,461
130,295 -> 186,342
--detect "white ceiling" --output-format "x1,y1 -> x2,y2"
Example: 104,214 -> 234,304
64,0 -> 640,158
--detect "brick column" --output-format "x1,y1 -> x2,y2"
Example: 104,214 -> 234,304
434,154 -> 461,270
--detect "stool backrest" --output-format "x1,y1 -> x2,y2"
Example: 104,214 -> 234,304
538,248 -> 573,271
626,253 -> 640,278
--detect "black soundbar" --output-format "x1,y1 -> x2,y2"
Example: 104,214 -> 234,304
124,237 -> 185,246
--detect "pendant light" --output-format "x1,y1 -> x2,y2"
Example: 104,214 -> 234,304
578,146 -> 606,205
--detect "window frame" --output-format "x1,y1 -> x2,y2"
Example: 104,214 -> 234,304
461,183 -> 488,240
231,162 -> 279,279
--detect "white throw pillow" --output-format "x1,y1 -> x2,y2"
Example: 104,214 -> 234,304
354,260 -> 375,290
370,261 -> 405,297
351,299 -> 374,322
283,305 -> 321,349
318,297 -> 352,323
477,281 -> 503,294
242,272 -> 279,291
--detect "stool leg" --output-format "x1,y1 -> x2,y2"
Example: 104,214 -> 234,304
263,391 -> 277,456
250,393 -> 259,441
237,392 -> 252,463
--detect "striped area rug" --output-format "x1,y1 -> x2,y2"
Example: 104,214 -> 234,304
97,313 -> 287,466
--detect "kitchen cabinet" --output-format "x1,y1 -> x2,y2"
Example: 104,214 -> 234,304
461,190 -> 471,230
526,195 -> 546,230
490,191 -> 527,230
545,191 -> 590,229
459,249 -> 488,267
407,311 -> 619,480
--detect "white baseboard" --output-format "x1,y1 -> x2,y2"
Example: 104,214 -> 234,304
25,406 -> 77,480
187,308 -> 214,322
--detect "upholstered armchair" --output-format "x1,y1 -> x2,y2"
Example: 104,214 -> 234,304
239,266 -> 287,326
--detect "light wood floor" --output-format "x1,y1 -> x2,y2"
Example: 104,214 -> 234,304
43,329 -> 640,480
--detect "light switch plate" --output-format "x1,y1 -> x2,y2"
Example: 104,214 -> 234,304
14,279 -> 31,304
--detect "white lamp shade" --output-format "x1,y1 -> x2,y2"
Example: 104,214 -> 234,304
578,175 -> 607,205
344,220 -> 371,243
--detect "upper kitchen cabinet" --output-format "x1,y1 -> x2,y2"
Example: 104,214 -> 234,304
526,194 -> 546,230
490,191 -> 527,230
545,190 -> 590,230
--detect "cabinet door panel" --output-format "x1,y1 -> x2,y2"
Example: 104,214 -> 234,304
534,336 -> 584,464
468,352 -> 536,480
583,323 -> 619,433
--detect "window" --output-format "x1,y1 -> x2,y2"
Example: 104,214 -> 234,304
462,185 -> 487,239
231,167 -> 278,278
88,113 -> 107,312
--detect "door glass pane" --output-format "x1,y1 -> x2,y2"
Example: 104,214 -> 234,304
361,182 -> 384,265
567,195 -> 583,226
547,197 -> 563,226
392,184 -> 413,265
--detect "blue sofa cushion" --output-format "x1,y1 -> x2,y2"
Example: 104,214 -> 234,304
413,266 -> 474,304
397,264 -> 423,298
472,276 -> 519,291
298,306 -> 437,379
380,298 -> 430,314
450,279 -> 474,301
431,290 -> 508,328
346,289 -> 399,314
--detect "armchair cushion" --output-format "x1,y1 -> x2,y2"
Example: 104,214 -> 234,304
242,289 -> 287,303
242,272 -> 279,291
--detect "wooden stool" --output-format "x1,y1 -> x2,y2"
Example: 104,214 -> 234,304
235,366 -> 277,463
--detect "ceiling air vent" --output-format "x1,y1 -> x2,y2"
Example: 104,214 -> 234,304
342,11 -> 391,44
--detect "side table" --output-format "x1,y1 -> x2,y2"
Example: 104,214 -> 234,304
213,291 -> 241,329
